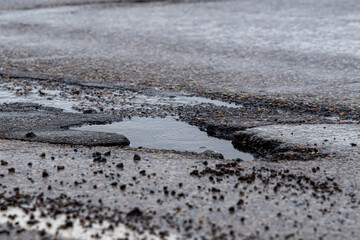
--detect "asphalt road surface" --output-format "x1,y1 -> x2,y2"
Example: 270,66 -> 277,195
0,0 -> 359,239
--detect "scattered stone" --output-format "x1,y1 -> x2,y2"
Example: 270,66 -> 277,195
127,207 -> 143,218
94,157 -> 107,163
237,199 -> 244,206
133,154 -> 141,161
229,206 -> 235,214
27,219 -> 40,225
42,171 -> 49,178
57,166 -> 65,171
190,170 -> 199,176
1,160 -> 8,166
116,163 -> 124,169
60,221 -> 73,230
93,152 -> 102,158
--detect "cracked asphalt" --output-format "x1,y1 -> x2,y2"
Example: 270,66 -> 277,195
0,0 -> 359,239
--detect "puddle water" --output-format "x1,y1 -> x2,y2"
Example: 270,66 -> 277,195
0,89 -> 78,113
0,207 -> 171,240
72,117 -> 254,160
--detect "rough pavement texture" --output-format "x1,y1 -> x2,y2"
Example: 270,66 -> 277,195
234,124 -> 360,160
0,103 -> 130,146
0,0 -> 359,110
0,0 -> 359,239
0,140 -> 359,240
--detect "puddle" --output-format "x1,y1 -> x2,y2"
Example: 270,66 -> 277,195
0,89 -> 78,113
72,117 -> 254,160
0,207 -> 172,240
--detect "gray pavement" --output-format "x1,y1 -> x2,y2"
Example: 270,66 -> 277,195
0,0 -> 359,239
0,0 -> 359,107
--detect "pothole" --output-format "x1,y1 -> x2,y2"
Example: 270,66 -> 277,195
1,82 -> 252,157
72,117 -> 254,160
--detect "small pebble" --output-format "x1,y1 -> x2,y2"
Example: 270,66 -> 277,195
134,154 -> 141,161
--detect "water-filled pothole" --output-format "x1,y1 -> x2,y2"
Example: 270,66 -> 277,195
72,117 -> 254,160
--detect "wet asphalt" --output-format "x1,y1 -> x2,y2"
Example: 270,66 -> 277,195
0,0 -> 359,239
